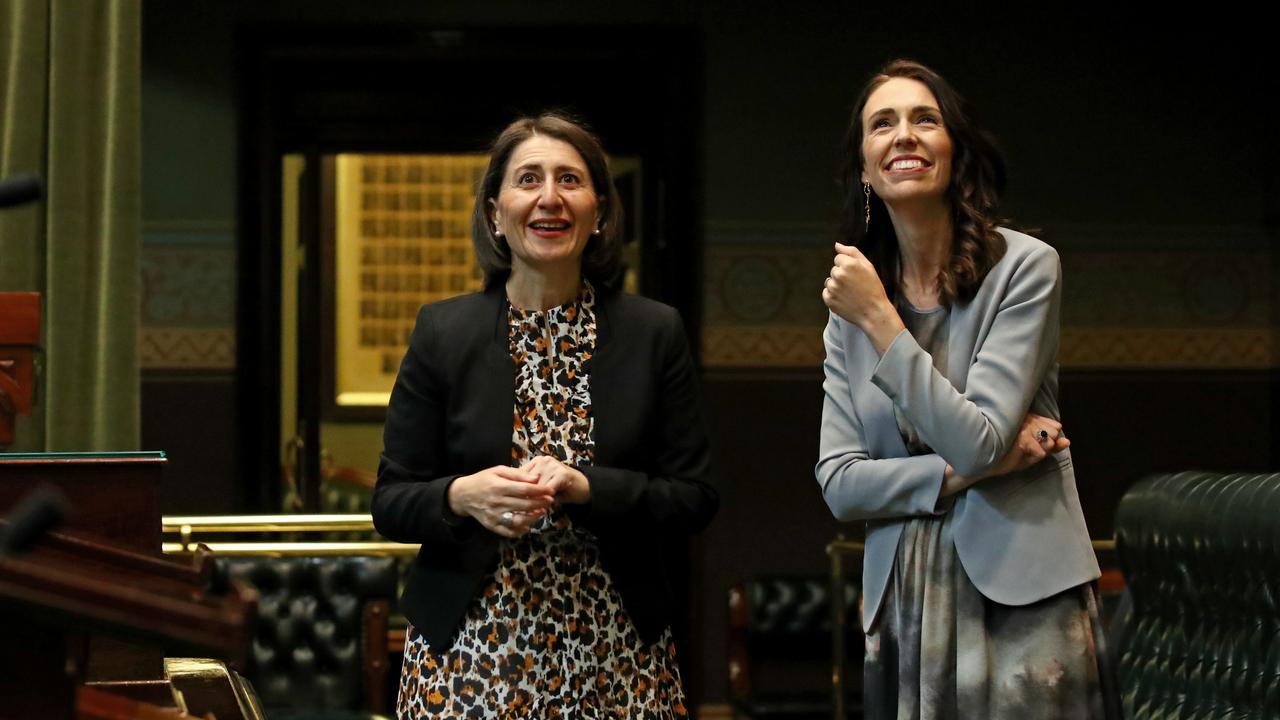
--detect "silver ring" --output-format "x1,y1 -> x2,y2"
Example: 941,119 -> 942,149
1036,429 -> 1049,441
500,511 -> 514,527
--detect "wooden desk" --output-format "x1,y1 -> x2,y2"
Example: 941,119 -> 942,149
0,453 -> 259,719
0,452 -> 166,555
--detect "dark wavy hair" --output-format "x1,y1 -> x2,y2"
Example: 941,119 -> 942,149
839,59 -> 1007,305
471,112 -> 624,289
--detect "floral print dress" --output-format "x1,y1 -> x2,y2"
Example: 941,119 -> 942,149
396,283 -> 689,719
862,303 -> 1119,720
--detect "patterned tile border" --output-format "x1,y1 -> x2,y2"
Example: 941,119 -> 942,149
702,325 -> 824,368
701,223 -> 1275,368
139,327 -> 235,370
1059,328 -> 1274,369
701,325 -> 1276,370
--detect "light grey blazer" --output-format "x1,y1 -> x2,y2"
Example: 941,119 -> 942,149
816,228 -> 1099,630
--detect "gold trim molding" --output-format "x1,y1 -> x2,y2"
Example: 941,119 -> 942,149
702,326 -> 824,368
1060,328 -> 1274,369
702,325 -> 1276,370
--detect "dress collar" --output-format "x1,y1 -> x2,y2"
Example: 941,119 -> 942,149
487,279 -> 612,346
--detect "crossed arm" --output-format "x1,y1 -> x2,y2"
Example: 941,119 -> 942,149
816,243 -> 1068,521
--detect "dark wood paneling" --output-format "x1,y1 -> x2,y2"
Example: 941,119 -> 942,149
695,371 -> 837,705
1061,370 -> 1274,538
140,373 -> 241,515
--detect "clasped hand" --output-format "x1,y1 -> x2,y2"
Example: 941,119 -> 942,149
822,243 -> 904,353
446,456 -> 591,538
941,413 -> 1071,496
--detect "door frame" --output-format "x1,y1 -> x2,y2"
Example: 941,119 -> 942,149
235,23 -> 704,512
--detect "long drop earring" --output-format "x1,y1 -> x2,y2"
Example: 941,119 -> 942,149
863,182 -> 872,229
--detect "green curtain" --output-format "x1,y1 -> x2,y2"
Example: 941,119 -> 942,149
0,0 -> 139,451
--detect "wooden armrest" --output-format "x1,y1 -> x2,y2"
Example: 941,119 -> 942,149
363,599 -> 392,715
727,582 -> 751,700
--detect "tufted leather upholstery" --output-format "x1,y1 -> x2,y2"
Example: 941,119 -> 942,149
729,575 -> 861,719
213,555 -> 398,718
1114,471 -> 1280,719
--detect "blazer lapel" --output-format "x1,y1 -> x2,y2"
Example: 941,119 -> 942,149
945,301 -> 968,393
472,284 -> 516,467
946,289 -> 990,395
584,289 -> 620,461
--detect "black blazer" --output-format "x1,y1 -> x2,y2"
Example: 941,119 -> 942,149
372,283 -> 717,649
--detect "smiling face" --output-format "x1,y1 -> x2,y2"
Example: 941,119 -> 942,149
488,135 -> 601,279
860,77 -> 954,206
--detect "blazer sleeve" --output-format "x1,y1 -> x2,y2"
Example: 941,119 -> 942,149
871,243 -> 1062,479
371,304 -> 478,547
816,313 -> 949,521
575,309 -> 718,536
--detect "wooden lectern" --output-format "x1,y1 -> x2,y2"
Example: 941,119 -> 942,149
0,292 -> 40,448
0,454 -> 262,719
0,522 -> 258,718
0,454 -> 263,719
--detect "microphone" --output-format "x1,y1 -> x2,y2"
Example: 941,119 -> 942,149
0,486 -> 69,557
0,173 -> 43,209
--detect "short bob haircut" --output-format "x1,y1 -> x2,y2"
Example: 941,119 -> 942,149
471,112 -> 625,289
840,59 -> 1007,305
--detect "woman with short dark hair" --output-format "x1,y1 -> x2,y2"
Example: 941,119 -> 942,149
817,60 -> 1117,718
469,113 -> 627,288
375,112 -> 715,718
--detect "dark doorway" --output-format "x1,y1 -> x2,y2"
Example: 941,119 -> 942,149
234,21 -> 707,705
237,24 -> 703,511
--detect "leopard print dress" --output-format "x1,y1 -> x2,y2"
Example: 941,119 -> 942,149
396,283 -> 690,719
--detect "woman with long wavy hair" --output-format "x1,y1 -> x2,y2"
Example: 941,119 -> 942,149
816,59 -> 1118,718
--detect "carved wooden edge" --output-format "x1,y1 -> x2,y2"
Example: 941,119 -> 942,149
1,528 -> 210,585
76,684 -> 213,720
363,598 -> 392,715
0,457 -> 169,467
0,531 -> 258,662
0,560 -> 256,660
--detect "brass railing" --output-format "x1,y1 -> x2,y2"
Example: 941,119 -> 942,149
825,539 -> 863,720
160,513 -> 419,556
